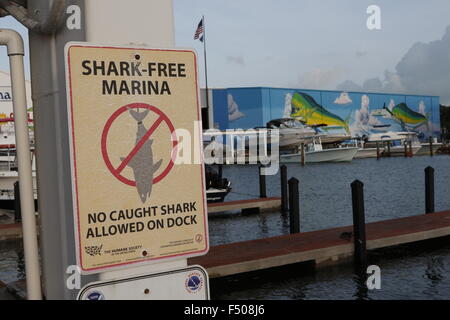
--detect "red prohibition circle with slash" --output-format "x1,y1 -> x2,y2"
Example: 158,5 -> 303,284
101,103 -> 178,187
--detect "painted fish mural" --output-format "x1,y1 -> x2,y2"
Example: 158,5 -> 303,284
384,102 -> 428,129
290,92 -> 350,134
122,108 -> 162,203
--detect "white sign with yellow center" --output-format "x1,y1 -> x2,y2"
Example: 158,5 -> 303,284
65,43 -> 208,274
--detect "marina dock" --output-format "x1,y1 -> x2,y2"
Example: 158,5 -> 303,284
208,197 -> 281,214
0,198 -> 281,241
188,210 -> 450,278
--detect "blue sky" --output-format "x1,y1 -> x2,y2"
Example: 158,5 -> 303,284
0,1 -> 449,102
174,0 -> 450,93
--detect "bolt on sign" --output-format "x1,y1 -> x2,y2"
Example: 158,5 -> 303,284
65,43 -> 208,273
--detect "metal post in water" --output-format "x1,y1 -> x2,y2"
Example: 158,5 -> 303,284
280,165 -> 288,212
288,177 -> 300,234
259,165 -> 267,198
425,166 -> 435,214
351,180 -> 367,270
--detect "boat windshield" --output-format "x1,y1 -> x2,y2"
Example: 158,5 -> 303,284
267,118 -> 305,129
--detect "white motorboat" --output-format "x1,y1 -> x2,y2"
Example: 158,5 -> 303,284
0,145 -> 37,209
280,138 -> 358,163
416,138 -> 443,156
311,125 -> 351,145
366,131 -> 422,156
355,147 -> 378,159
266,118 -> 316,150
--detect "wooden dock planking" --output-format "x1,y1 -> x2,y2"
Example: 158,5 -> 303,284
207,197 -> 281,214
188,211 -> 450,278
0,223 -> 22,241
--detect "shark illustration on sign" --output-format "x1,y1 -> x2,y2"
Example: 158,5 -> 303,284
121,108 -> 162,203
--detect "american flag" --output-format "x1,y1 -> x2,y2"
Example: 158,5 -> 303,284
194,18 -> 204,42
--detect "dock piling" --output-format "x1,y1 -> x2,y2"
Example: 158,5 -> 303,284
259,165 -> 267,198
218,164 -> 223,179
425,166 -> 435,214
409,140 -> 413,157
351,180 -> 367,270
429,137 -> 433,157
14,181 -> 21,223
288,177 -> 300,234
280,165 -> 288,213
376,142 -> 380,160
300,143 -> 305,166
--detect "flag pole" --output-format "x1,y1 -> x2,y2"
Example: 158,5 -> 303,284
202,15 -> 210,113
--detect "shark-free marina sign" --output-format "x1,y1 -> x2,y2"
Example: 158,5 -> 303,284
65,43 -> 208,273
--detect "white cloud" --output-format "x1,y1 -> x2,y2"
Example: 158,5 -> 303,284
334,92 -> 352,105
418,100 -> 426,115
228,94 -> 245,122
297,67 -> 344,90
337,26 -> 450,105
349,95 -> 384,137
283,93 -> 292,118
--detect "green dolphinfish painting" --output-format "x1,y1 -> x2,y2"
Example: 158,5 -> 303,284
290,92 -> 350,134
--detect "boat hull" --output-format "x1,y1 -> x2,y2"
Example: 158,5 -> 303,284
354,148 -> 378,159
416,143 -> 443,156
280,147 -> 358,163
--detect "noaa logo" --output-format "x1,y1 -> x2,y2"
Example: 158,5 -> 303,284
185,272 -> 203,293
86,291 -> 105,300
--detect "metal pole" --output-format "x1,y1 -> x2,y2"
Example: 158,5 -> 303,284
425,166 -> 435,214
0,29 -> 42,300
351,180 -> 367,271
288,177 -> 300,234
280,165 -> 288,212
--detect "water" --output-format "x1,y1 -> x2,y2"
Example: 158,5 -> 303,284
208,155 -> 450,299
1,155 -> 450,299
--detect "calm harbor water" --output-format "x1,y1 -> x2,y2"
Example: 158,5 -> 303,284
1,155 -> 450,299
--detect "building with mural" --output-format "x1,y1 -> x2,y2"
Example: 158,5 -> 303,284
208,87 -> 441,141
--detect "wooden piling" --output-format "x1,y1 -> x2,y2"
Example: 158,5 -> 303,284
288,177 -> 300,234
409,140 -> 413,157
376,142 -> 380,160
429,137 -> 433,157
386,141 -> 391,157
300,143 -> 305,166
404,142 -> 408,157
280,165 -> 288,213
218,164 -> 223,179
425,166 -> 435,214
351,180 -> 367,270
259,165 -> 267,198
14,181 -> 21,223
